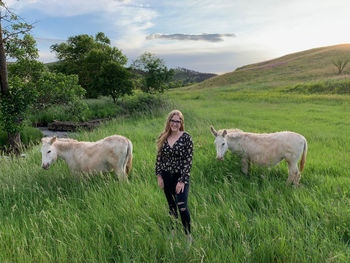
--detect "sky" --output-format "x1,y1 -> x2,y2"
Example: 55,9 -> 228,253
4,0 -> 350,74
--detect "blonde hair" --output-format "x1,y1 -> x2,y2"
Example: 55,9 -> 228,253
157,110 -> 184,153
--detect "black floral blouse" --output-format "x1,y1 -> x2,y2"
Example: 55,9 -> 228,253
155,132 -> 193,184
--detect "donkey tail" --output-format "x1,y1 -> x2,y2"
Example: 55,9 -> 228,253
124,139 -> 133,176
299,138 -> 307,172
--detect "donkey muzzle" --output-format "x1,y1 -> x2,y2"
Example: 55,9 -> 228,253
42,163 -> 49,170
217,156 -> 224,161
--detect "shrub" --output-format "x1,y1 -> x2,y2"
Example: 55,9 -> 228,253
28,100 -> 88,125
27,91 -> 169,127
32,71 -> 86,110
20,126 -> 44,145
0,126 -> 43,149
0,77 -> 35,134
119,93 -> 168,115
284,78 -> 350,94
84,98 -> 120,119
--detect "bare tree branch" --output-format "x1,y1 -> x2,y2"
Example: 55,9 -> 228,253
3,27 -> 33,41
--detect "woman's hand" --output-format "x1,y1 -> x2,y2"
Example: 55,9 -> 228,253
176,182 -> 185,194
157,175 -> 164,189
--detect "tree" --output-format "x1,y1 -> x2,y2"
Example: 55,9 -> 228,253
7,57 -> 87,119
97,61 -> 133,103
332,58 -> 348,74
50,32 -> 128,98
33,71 -> 86,110
8,58 -> 46,83
131,52 -> 174,93
0,1 -> 37,153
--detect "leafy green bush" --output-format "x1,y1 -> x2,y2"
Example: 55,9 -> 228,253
0,126 -> 43,149
0,77 -> 35,134
20,126 -> 43,145
167,80 -> 183,89
30,98 -> 116,123
284,78 -> 350,94
8,59 -> 46,83
119,92 -> 168,115
84,97 -> 120,119
28,100 -> 88,124
28,93 -> 168,124
26,71 -> 88,124
32,71 -> 86,110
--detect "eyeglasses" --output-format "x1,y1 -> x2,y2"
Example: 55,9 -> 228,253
170,120 -> 181,124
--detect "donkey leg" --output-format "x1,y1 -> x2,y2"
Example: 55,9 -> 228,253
114,168 -> 128,181
111,155 -> 128,181
287,161 -> 299,186
286,162 -> 294,185
286,174 -> 293,186
112,161 -> 128,181
293,171 -> 301,186
241,158 -> 249,175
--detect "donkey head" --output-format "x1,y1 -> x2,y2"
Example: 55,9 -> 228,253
41,137 -> 58,170
210,126 -> 228,161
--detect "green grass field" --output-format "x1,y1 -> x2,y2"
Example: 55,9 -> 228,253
1,89 -> 349,262
1,45 -> 350,262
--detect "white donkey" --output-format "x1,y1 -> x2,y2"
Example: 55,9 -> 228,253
210,126 -> 307,186
41,135 -> 133,180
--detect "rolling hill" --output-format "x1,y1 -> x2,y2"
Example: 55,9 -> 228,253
190,44 -> 350,90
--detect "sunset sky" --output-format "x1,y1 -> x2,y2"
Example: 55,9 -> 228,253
5,0 -> 350,74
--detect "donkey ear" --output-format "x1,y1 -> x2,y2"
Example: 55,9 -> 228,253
210,126 -> 218,137
49,137 -> 57,145
222,130 -> 227,137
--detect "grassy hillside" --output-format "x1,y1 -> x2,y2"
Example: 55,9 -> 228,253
1,45 -> 350,262
191,44 -> 350,91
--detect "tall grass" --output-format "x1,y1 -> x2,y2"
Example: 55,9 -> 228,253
0,88 -> 349,262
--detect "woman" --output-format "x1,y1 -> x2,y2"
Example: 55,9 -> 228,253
155,110 -> 193,242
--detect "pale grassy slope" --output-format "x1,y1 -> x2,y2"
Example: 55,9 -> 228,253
189,44 -> 350,91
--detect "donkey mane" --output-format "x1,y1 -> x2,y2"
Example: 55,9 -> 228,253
54,139 -> 79,152
41,137 -> 78,143
57,138 -> 78,142
218,128 -> 243,135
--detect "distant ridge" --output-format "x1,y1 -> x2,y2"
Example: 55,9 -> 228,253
172,67 -> 217,85
190,44 -> 350,90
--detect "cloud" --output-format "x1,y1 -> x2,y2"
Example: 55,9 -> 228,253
37,50 -> 57,63
7,0 -> 136,17
34,37 -> 66,44
158,49 -> 271,74
146,33 -> 236,42
107,5 -> 158,50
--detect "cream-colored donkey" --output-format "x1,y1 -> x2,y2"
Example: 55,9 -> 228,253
41,135 -> 133,180
210,126 -> 307,186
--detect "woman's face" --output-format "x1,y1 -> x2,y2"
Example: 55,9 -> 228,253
169,114 -> 182,133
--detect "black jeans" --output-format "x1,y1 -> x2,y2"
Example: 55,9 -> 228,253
161,171 -> 191,234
